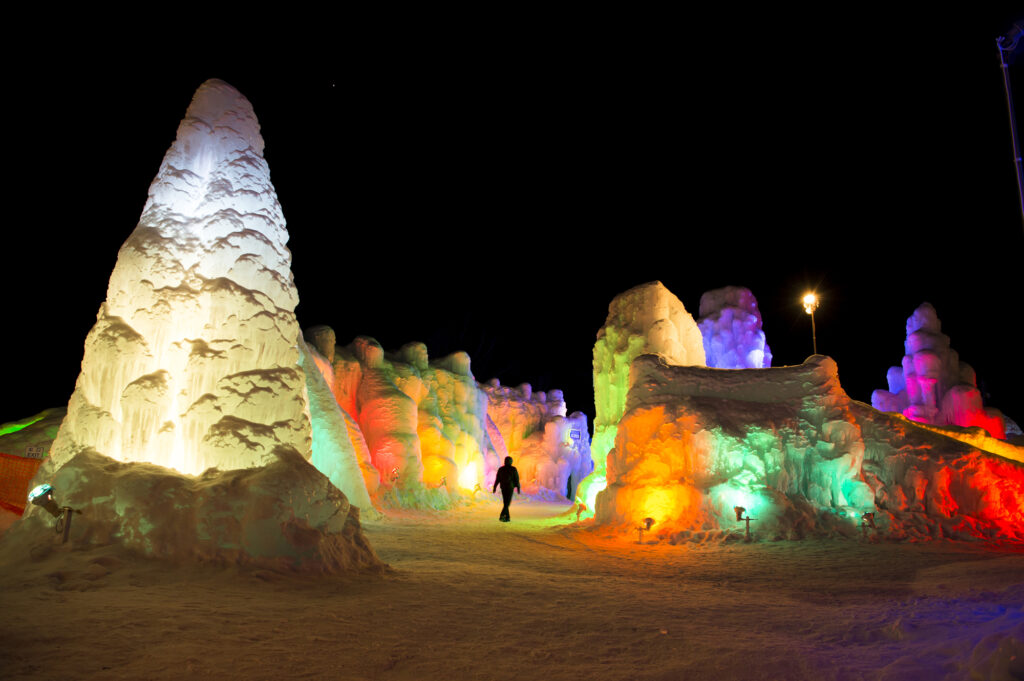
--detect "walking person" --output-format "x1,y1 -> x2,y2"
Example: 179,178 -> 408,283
492,456 -> 521,522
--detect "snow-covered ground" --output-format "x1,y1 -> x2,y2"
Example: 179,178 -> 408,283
1,496 -> 1021,680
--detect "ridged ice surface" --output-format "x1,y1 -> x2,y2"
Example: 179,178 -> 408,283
51,79 -> 310,474
578,281 -> 705,509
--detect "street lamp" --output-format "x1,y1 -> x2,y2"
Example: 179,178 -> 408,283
802,293 -> 819,355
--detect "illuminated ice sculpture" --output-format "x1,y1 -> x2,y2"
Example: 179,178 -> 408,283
871,303 -> 1011,439
49,79 -> 311,475
697,286 -> 772,369
577,281 -> 706,512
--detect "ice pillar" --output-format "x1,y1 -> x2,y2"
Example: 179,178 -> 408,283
50,79 -> 311,474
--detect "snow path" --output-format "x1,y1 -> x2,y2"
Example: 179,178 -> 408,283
1,497 -> 1021,680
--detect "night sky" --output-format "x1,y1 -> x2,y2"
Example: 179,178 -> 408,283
3,10 -> 1023,432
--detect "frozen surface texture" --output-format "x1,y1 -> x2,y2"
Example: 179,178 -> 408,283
5,448 -> 382,572
49,79 -> 310,475
697,286 -> 772,369
298,338 -> 376,513
308,330 -> 496,507
304,327 -> 588,507
872,303 -> 1011,439
482,380 -> 593,499
594,354 -> 1024,541
579,281 -> 705,510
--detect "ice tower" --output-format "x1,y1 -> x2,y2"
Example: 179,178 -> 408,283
697,286 -> 772,369
871,303 -> 1010,439
49,79 -> 311,475
577,281 -> 705,510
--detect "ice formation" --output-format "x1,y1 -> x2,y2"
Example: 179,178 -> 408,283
306,330 -> 492,503
298,338 -> 375,512
585,283 -> 1024,542
304,327 -> 590,506
49,79 -> 310,475
11,80 -> 381,571
578,281 -> 705,510
482,380 -> 592,499
697,286 -> 772,369
872,303 -> 1010,439
593,354 -> 1024,542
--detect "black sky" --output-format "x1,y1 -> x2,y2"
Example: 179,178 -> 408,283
3,10 -> 1023,430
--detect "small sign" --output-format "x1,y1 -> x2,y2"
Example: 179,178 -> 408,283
24,445 -> 46,459
569,430 -> 581,441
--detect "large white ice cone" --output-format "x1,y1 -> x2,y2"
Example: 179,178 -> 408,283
50,79 -> 310,475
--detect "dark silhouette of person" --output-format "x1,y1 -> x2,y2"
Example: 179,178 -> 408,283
492,456 -> 521,522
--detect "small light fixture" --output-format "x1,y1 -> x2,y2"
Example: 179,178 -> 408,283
28,484 -> 61,518
734,506 -> 755,541
636,517 -> 655,544
27,484 -> 76,543
860,512 -> 877,539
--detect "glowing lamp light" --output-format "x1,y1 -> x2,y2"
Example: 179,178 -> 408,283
28,484 -> 76,543
801,292 -> 819,355
457,462 -> 478,490
28,484 -> 61,518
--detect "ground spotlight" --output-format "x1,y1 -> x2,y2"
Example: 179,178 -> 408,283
734,506 -> 755,541
27,484 -> 77,543
28,484 -> 61,518
860,512 -> 877,540
636,517 -> 655,543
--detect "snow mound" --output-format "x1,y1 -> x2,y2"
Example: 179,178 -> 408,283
4,448 -> 382,572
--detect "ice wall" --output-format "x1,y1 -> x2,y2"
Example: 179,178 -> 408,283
594,354 -> 1024,541
872,303 -> 1010,439
579,281 -> 705,510
298,338 -> 375,512
307,329 -> 494,504
697,286 -> 772,369
49,79 -> 310,475
482,380 -> 592,499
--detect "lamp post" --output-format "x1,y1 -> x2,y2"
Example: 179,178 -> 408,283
996,21 -> 1024,231
802,293 -> 819,355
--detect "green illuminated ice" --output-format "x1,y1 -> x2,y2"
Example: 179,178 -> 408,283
577,281 -> 706,512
